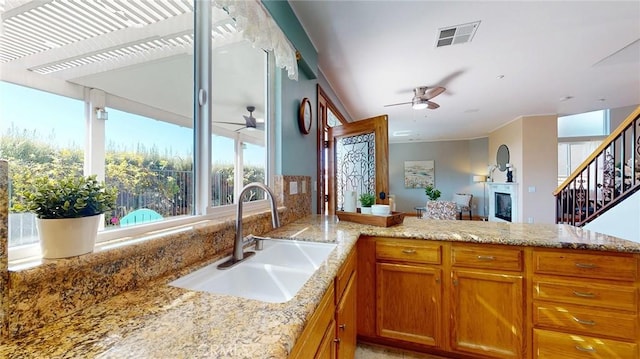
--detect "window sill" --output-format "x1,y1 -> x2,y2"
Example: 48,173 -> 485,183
8,203 -> 284,272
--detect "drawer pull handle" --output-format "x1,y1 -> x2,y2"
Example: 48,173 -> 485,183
402,249 -> 417,254
573,291 -> 596,298
339,324 -> 346,330
573,317 -> 596,326
575,345 -> 596,353
477,255 -> 495,261
575,262 -> 597,269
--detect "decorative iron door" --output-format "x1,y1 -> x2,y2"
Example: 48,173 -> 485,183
328,115 -> 389,215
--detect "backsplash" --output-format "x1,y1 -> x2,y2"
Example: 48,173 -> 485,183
0,173 -> 311,340
0,161 -> 9,340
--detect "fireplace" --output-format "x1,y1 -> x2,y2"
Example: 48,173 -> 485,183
487,183 -> 518,222
495,192 -> 512,222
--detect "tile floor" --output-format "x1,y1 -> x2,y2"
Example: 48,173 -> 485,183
355,343 -> 451,359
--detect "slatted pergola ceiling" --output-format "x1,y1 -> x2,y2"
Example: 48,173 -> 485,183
0,0 -> 239,75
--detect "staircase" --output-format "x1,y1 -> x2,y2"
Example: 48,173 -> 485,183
555,106 -> 640,226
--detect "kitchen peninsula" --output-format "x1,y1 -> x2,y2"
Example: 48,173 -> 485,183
1,216 -> 639,358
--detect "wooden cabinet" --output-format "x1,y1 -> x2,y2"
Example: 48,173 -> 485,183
531,249 -> 639,359
335,249 -> 357,359
377,262 -> 442,346
290,247 -> 357,359
289,284 -> 336,359
375,239 -> 443,347
315,320 -> 337,359
450,244 -> 525,359
450,269 -> 524,358
357,237 -> 640,359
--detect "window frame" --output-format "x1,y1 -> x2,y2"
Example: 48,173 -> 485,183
6,8 -> 277,262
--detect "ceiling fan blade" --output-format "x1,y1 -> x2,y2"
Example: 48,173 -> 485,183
215,121 -> 245,126
427,101 -> 440,109
426,87 -> 446,99
383,101 -> 412,107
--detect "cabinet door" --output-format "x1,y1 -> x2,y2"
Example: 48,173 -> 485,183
315,320 -> 337,359
336,273 -> 357,358
376,262 -> 442,347
450,269 -> 524,358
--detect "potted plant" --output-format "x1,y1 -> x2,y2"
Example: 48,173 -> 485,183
359,193 -> 376,214
425,185 -> 441,201
18,175 -> 117,259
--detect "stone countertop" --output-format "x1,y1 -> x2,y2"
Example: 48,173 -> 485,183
3,216 -> 639,358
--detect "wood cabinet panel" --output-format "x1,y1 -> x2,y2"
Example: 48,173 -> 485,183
290,285 -> 336,359
533,250 -> 638,281
315,320 -> 337,359
450,269 -> 524,358
451,244 -> 523,272
533,328 -> 638,359
534,302 -> 638,341
335,249 -> 356,303
376,262 -> 442,346
376,240 -> 442,264
533,279 -> 637,311
357,237 -> 376,337
336,272 -> 357,359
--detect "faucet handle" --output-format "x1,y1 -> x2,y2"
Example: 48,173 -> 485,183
247,234 -> 270,250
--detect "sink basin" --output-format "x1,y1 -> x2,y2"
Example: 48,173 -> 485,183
169,239 -> 337,303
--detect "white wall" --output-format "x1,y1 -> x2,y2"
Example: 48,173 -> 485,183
489,114 -> 558,224
584,191 -> 640,243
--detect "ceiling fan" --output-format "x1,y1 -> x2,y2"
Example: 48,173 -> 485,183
384,86 -> 446,110
215,106 -> 264,131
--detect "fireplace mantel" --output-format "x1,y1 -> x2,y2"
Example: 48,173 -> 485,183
487,183 -> 518,223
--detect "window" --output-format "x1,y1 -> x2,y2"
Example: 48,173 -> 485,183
105,109 -> 194,229
1,1 -> 286,260
557,140 -> 601,186
210,39 -> 269,211
558,109 -> 610,138
1,82 -> 84,248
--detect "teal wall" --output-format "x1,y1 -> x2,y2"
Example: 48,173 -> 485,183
262,1 -> 317,79
267,1 -> 320,212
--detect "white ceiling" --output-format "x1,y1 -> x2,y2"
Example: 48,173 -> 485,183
289,1 -> 640,143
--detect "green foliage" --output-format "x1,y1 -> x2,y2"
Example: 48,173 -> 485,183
424,185 -> 441,201
16,175 -> 117,219
2,127 -> 265,223
359,193 -> 376,207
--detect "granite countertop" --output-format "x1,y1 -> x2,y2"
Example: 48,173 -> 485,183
3,216 -> 639,358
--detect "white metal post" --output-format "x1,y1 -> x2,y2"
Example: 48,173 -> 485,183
194,0 -> 212,215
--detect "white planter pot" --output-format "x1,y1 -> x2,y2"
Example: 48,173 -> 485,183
361,207 -> 372,214
36,215 -> 101,259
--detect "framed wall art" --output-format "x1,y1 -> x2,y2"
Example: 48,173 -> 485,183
404,160 -> 434,188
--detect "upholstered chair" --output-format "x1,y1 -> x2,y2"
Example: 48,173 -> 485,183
424,201 -> 458,220
453,193 -> 473,220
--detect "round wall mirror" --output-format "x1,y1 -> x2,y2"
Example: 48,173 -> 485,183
496,144 -> 510,172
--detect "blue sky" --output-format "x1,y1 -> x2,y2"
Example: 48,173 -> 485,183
1,81 -> 262,165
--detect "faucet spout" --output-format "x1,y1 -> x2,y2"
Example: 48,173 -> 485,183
219,182 -> 280,269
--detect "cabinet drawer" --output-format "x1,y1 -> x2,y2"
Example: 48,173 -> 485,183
534,302 -> 638,341
376,240 -> 442,264
451,245 -> 523,271
533,279 -> 637,312
335,248 -> 356,303
533,250 -> 638,281
533,328 -> 638,359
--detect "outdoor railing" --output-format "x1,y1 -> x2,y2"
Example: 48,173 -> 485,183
555,106 -> 640,226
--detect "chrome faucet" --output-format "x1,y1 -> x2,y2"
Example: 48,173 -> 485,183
218,182 -> 280,269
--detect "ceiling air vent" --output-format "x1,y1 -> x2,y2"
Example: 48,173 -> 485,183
436,21 -> 481,48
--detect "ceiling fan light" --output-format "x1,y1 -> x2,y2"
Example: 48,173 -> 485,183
412,98 -> 429,110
